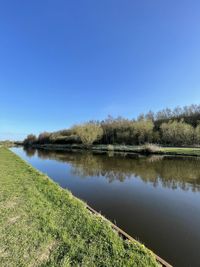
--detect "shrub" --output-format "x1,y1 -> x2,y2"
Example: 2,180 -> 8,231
38,132 -> 51,144
195,124 -> 200,144
73,123 -> 103,146
23,134 -> 37,146
107,144 -> 114,151
132,119 -> 154,144
160,120 -> 195,146
141,144 -> 161,154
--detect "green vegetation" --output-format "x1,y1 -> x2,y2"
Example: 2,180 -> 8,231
0,140 -> 15,147
0,147 -> 159,267
72,122 -> 103,146
160,147 -> 200,156
160,119 -> 195,145
29,143 -> 200,157
23,134 -> 37,146
23,104 -> 200,147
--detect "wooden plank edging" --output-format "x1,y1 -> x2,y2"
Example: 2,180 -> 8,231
85,204 -> 173,267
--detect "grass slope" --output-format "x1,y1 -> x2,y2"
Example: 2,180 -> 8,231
0,147 -> 159,267
160,147 -> 200,156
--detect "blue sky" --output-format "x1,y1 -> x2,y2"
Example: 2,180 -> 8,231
0,0 -> 200,140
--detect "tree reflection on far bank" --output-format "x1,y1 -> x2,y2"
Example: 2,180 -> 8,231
24,148 -> 200,192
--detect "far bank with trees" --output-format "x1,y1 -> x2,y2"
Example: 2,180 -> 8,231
23,104 -> 200,155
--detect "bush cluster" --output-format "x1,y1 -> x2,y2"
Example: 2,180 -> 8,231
23,104 -> 200,147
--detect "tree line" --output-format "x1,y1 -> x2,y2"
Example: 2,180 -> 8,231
23,104 -> 200,147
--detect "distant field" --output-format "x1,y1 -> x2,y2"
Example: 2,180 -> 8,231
0,141 -> 15,147
0,147 -> 159,267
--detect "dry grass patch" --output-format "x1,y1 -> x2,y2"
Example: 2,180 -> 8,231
0,198 -> 18,210
29,240 -> 58,267
7,215 -> 21,225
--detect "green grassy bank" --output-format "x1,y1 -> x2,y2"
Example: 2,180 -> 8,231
32,143 -> 200,157
0,147 -> 160,267
159,147 -> 200,156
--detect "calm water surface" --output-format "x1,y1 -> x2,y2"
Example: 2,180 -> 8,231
11,147 -> 200,267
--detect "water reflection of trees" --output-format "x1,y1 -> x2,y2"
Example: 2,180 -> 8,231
23,146 -> 37,157
25,148 -> 200,192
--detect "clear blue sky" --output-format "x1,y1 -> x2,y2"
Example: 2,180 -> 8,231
1,0 -> 200,140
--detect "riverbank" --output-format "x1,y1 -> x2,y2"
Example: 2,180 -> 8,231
30,143 -> 200,157
0,141 -> 15,147
0,147 -> 161,267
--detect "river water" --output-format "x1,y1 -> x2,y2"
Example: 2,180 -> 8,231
11,147 -> 200,267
